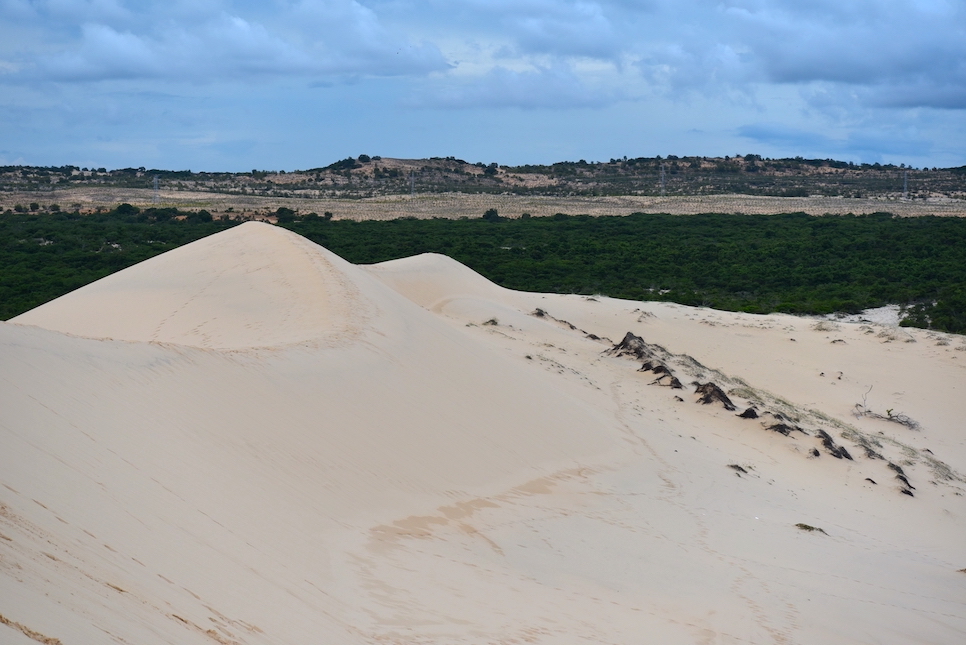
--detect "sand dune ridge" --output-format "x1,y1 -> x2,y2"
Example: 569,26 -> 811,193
12,222 -> 367,350
2,222 -> 965,644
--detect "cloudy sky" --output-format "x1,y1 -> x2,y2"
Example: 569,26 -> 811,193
1,0 -> 964,170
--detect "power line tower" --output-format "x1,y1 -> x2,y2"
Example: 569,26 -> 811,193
660,163 -> 666,197
153,175 -> 160,204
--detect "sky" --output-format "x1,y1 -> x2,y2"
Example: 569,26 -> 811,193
1,0 -> 964,171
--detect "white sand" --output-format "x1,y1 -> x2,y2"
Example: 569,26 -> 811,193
3,222 -> 965,644
822,304 -> 904,327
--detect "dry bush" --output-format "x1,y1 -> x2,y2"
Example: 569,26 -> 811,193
812,320 -> 840,332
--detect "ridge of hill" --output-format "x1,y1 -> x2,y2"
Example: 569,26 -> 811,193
2,154 -> 965,204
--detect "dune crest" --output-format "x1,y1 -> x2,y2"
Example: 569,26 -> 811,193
364,252 -> 512,310
12,221 -> 365,349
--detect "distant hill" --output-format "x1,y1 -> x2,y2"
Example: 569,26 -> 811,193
2,155 -> 964,200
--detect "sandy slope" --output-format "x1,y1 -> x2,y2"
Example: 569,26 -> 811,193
3,223 -> 965,644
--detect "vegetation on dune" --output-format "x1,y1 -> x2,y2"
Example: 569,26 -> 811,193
1,206 -> 965,334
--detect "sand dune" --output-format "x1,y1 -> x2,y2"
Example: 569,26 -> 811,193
3,222 -> 965,644
11,222 -> 369,349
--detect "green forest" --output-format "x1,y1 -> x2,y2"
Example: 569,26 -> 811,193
2,206 -> 964,333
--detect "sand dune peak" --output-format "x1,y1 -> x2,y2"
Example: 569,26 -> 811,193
11,222 -> 365,349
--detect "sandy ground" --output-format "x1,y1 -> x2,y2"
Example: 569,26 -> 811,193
5,187 -> 966,219
2,222 -> 965,644
822,305 -> 904,327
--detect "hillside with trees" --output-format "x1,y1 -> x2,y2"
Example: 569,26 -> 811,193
2,155 -> 964,201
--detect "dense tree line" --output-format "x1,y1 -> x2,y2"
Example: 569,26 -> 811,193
286,212 -> 966,332
2,206 -> 964,334
0,206 -> 233,320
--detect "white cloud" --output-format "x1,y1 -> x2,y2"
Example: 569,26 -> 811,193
40,24 -> 163,81
635,0 -> 966,109
10,0 -> 449,82
6,0 -> 964,110
0,0 -> 964,169
501,1 -> 619,59
412,63 -> 621,109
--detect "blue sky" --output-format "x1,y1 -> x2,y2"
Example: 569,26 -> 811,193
1,0 -> 964,171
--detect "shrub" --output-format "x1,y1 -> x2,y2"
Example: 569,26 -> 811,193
275,207 -> 297,223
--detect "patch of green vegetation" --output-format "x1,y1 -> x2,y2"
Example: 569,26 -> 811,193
795,523 -> 828,534
0,205 -> 238,319
3,208 -> 966,336
284,211 -> 966,333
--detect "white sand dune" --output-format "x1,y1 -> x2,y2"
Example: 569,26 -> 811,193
3,222 -> 965,644
11,222 -> 367,349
